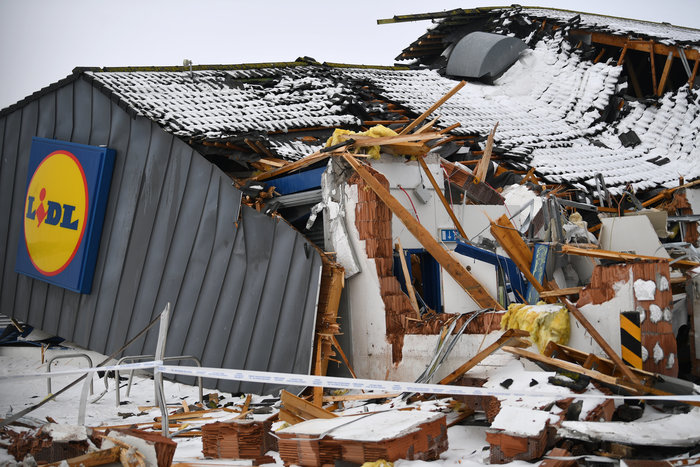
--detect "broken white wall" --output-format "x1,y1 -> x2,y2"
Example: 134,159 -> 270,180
599,216 -> 670,258
369,155 -> 513,314
568,273 -> 633,357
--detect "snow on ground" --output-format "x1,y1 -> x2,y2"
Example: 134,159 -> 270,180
1,340 -> 698,466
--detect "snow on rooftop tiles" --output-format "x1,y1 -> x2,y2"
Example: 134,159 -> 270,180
84,32 -> 698,190
86,68 -> 360,139
520,7 -> 700,46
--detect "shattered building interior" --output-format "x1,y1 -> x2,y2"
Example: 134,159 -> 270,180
1,5 -> 700,466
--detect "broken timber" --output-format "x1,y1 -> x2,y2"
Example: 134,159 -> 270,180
343,152 -> 503,310
560,244 -> 700,270
502,345 -> 700,406
489,214 -> 642,386
439,329 -> 530,385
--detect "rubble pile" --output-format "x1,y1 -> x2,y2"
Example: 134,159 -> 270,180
1,4 -> 699,467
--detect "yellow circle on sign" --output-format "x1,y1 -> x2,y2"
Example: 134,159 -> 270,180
24,151 -> 88,276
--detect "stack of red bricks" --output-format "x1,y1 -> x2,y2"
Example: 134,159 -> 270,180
350,170 -> 417,363
201,419 -> 277,465
276,411 -> 448,466
577,260 -> 678,376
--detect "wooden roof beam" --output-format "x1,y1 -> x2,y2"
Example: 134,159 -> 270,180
571,30 -> 700,61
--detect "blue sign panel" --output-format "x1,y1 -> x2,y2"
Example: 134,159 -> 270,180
16,138 -> 115,294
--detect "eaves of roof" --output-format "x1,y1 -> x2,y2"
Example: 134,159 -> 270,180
378,5 -> 700,35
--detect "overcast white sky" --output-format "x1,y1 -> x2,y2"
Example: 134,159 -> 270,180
1,0 -> 698,110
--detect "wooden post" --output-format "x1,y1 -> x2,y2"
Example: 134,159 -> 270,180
474,122 -> 498,181
396,240 -> 421,319
657,52 -> 674,96
649,41 -> 658,93
416,155 -> 468,240
342,153 -> 502,310
313,336 -> 324,407
617,41 -> 629,66
488,214 -> 552,301
689,59 -> 699,88
399,81 -> 466,135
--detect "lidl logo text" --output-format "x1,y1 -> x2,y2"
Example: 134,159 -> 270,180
25,188 -> 80,230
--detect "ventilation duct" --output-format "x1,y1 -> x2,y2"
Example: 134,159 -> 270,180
446,31 -> 527,79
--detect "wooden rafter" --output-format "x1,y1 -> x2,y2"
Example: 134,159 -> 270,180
572,30 -> 700,61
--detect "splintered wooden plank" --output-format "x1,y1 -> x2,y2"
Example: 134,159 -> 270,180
399,81 -> 466,135
559,244 -> 700,270
350,131 -> 443,147
439,329 -> 530,385
396,240 -> 421,319
416,155 -> 468,240
474,122 -> 498,181
489,214 -> 549,299
280,390 -> 337,421
501,345 -> 700,405
252,150 -> 329,182
343,153 -> 502,310
538,286 -> 583,298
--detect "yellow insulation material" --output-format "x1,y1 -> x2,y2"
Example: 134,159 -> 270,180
500,303 -> 570,353
325,125 -> 398,159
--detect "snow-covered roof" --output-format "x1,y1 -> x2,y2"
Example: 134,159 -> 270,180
520,7 -> 700,46
85,66 -> 360,140
80,36 -> 699,192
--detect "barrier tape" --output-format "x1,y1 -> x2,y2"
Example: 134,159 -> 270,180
157,365 -> 700,403
0,361 -> 161,381
2,362 -> 699,402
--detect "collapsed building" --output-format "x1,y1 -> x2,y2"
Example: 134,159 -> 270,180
1,6 -> 700,463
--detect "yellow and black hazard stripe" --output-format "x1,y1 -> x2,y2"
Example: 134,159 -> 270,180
620,312 -> 642,369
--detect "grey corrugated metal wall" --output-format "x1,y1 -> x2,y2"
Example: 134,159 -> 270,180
0,76 -> 322,394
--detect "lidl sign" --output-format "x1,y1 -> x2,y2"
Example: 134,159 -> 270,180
15,138 -> 115,294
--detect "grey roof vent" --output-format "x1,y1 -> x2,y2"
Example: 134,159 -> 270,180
446,31 -> 527,80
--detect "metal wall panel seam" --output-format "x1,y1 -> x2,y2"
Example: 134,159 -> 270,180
37,92 -> 66,335
81,84 -> 118,353
72,79 -> 102,348
0,116 -> 9,294
258,232 -> 313,394
1,111 -> 23,320
163,163 -> 218,382
22,99 -> 51,333
101,113 -> 153,352
94,103 -> 143,352
127,129 -> 183,357
241,219 -> 296,375
12,103 -> 38,326
291,252 -> 324,378
178,173 -> 229,357
181,176 -> 240,386
54,84 -> 79,342
200,218 -> 246,393
55,84 -> 73,143
99,112 -> 161,353
222,207 -> 278,394
148,152 -> 212,362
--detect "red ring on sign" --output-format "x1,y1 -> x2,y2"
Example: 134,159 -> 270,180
24,150 -> 89,276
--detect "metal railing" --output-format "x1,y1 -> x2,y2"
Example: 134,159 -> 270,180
108,355 -> 203,407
